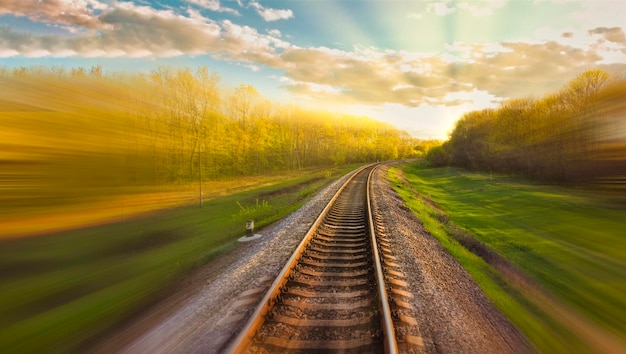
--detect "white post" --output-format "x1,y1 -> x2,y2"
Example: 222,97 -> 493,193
246,220 -> 254,237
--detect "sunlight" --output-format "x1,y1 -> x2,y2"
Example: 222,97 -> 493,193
1,0 -> 625,352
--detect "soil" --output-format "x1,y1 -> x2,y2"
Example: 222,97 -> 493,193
91,163 -> 533,354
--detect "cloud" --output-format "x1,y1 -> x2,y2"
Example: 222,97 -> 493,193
0,0 -> 107,31
186,0 -> 240,16
1,0 -> 625,112
86,3 -> 222,57
429,1 -> 455,16
424,0 -> 508,17
588,27 -> 626,45
0,27 -> 50,57
443,89 -> 499,107
277,46 -> 451,107
216,20 -> 286,65
273,32 -> 626,108
446,40 -> 607,97
267,29 -> 282,37
249,0 -> 294,22
0,2 -> 286,60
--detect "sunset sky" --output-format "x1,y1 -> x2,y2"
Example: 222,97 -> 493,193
1,0 -> 626,138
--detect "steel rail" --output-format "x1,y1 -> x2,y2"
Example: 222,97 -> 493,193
367,164 -> 399,354
224,163 -> 398,353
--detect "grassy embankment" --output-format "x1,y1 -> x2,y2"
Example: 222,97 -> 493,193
0,164 -> 360,353
389,161 -> 626,353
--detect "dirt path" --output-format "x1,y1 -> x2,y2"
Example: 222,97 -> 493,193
91,164 -> 532,353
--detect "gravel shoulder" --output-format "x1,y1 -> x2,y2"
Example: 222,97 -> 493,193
371,163 -> 534,353
92,170 -> 356,354
93,163 -> 533,353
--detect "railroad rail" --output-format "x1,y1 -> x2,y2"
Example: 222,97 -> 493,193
225,164 -> 401,353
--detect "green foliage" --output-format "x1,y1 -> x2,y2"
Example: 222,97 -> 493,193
0,67 -> 418,232
389,167 -> 577,352
234,199 -> 273,224
393,162 -> 626,351
0,166 -> 349,353
236,199 -> 271,215
0,65 -> 424,236
435,69 -> 626,185
411,139 -> 443,158
0,65 -> 421,187
424,144 -> 448,166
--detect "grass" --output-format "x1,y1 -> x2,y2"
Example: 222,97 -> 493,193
0,164 -> 360,353
389,161 -> 626,353
0,170 -> 341,239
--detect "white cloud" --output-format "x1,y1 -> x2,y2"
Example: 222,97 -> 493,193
249,0 -> 294,22
392,84 -> 415,91
274,30 -> 626,108
444,89 -> 499,106
424,0 -> 508,17
0,0 -> 108,31
186,0 -> 240,15
267,29 -> 282,37
0,2 -> 289,62
429,1 -> 456,16
535,25 -> 626,67
217,19 -> 286,65
0,49 -> 19,58
88,3 -> 222,56
186,8 -> 210,22
2,0 -> 625,120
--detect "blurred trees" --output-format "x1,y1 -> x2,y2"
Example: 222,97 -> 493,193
0,65 -> 423,201
428,69 -> 626,185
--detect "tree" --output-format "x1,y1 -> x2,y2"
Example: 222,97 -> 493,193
441,69 -> 620,184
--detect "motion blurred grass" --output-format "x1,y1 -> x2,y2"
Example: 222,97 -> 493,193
389,161 -> 626,353
0,164 -> 358,353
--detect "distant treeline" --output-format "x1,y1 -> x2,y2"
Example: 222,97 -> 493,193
427,69 -> 626,185
1,66 -> 430,194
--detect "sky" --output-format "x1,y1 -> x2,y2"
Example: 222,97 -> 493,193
1,0 -> 626,139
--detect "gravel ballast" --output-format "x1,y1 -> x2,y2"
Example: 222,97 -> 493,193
93,170 -> 356,354
370,164 -> 533,353
94,163 -> 533,353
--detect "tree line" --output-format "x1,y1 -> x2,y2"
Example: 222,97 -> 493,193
427,69 -> 626,185
1,66 -> 426,198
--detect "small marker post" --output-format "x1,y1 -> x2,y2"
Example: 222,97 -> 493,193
246,220 -> 254,237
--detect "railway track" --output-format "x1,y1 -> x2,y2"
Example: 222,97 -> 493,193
225,165 -> 419,353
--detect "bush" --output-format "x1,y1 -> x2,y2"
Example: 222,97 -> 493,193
425,144 -> 449,166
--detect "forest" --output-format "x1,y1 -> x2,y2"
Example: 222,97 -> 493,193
1,65 -> 428,226
427,69 -> 626,186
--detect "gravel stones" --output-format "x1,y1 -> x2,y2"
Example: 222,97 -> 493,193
95,171 -> 355,354
95,164 -> 533,353
370,164 -> 533,353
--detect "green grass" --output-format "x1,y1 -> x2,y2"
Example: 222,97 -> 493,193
0,164 -> 360,353
389,161 -> 626,353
